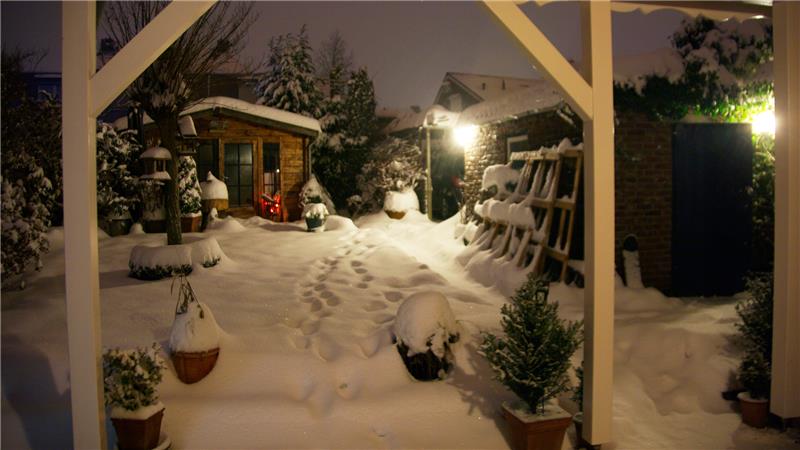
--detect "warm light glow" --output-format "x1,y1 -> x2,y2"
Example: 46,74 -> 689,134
751,110 -> 775,136
453,125 -> 479,149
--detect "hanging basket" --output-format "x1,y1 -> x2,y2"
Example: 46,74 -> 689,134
171,348 -> 220,384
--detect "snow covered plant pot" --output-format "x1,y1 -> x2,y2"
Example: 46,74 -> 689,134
200,172 -> 229,214
304,203 -> 329,232
169,275 -> 220,384
103,344 -> 166,450
103,213 -> 133,237
393,292 -> 460,381
384,188 -> 419,220
481,275 -> 582,450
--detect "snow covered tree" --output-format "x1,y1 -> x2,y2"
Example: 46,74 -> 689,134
255,25 -> 322,118
1,49 -> 61,286
481,275 -> 583,413
178,156 -> 203,216
105,1 -> 255,245
316,30 -> 353,100
96,123 -> 141,222
314,67 -> 379,209
348,137 -> 424,215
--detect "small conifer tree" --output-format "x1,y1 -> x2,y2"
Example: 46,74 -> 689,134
178,156 -> 202,217
735,272 -> 773,399
481,275 -> 583,413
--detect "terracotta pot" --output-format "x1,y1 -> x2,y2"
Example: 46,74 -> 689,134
572,412 -> 592,449
172,348 -> 220,384
143,219 -> 166,234
738,392 -> 769,428
181,215 -> 201,233
385,210 -> 406,220
111,407 -> 164,450
502,402 -> 573,450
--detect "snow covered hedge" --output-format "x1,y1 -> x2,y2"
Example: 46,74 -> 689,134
349,137 -> 423,215
96,123 -> 141,222
129,237 -> 226,280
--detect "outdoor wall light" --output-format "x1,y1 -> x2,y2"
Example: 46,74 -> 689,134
453,124 -> 479,149
750,110 -> 775,136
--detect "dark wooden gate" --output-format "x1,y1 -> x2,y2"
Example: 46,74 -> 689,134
672,123 -> 753,296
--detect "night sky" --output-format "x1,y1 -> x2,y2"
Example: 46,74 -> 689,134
1,1 -> 685,108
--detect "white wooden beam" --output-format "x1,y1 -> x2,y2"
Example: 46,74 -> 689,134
62,3 -> 105,448
91,0 -> 215,116
770,0 -> 800,420
483,1 -> 594,121
581,0 -> 615,445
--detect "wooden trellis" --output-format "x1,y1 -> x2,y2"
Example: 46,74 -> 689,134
468,146 -> 583,281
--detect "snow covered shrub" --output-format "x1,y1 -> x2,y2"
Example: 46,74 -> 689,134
129,244 -> 193,280
481,275 -> 583,413
300,174 -> 336,215
393,291 -> 460,381
103,344 -> 166,412
735,272 -> 773,399
96,123 -> 141,223
178,156 -> 202,217
350,137 -> 423,215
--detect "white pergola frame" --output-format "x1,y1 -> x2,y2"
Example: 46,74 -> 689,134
63,1 -> 798,448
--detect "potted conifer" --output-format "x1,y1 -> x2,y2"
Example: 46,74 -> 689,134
735,272 -> 773,428
103,344 -> 166,450
482,275 -> 583,450
178,156 -> 203,232
303,200 -> 329,232
393,291 -> 460,381
169,275 -> 221,384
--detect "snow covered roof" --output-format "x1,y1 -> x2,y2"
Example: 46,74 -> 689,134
383,105 -> 461,134
140,146 -> 172,160
456,79 -> 564,126
442,72 -> 539,103
115,96 -> 320,136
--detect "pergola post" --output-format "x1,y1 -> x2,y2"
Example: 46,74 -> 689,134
62,3 -> 105,449
770,0 -> 800,420
580,1 -> 615,445
62,2 -> 216,448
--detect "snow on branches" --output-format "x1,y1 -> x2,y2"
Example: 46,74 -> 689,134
96,123 -> 141,221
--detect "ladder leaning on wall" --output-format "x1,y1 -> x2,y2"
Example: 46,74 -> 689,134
468,143 -> 584,282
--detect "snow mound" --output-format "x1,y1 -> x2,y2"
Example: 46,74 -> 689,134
384,188 -> 419,213
205,216 -> 246,233
324,215 -> 358,232
129,237 -> 226,280
200,173 -> 228,200
128,223 -> 145,235
394,291 -> 459,358
169,301 -> 220,353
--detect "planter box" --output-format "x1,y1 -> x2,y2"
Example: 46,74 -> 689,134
181,215 -> 201,233
738,392 -> 769,428
385,210 -> 406,220
111,407 -> 164,450
172,348 -> 219,384
502,401 -> 572,450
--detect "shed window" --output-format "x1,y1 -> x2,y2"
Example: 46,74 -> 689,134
507,134 -> 529,157
195,140 -> 219,182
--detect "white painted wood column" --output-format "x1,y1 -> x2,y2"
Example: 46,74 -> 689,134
62,2 -> 105,449
770,0 -> 800,420
581,1 -> 615,445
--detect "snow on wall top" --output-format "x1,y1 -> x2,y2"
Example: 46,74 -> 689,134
456,79 -> 563,126
613,48 -> 686,94
115,97 -> 321,134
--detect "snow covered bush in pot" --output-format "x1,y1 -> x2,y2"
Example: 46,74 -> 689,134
735,272 -> 773,428
178,156 -> 203,232
481,275 -> 583,450
103,344 -> 166,450
169,275 -> 221,384
96,123 -> 141,236
301,176 -> 334,232
393,291 -> 460,381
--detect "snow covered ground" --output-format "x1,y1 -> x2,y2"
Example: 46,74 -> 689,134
2,212 -> 798,449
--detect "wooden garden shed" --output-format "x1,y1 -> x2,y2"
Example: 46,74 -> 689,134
140,96 -> 320,221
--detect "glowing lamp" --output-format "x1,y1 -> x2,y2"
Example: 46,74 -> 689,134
453,125 -> 479,149
751,110 -> 775,136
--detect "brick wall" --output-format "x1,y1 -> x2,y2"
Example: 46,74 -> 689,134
463,109 -> 674,292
